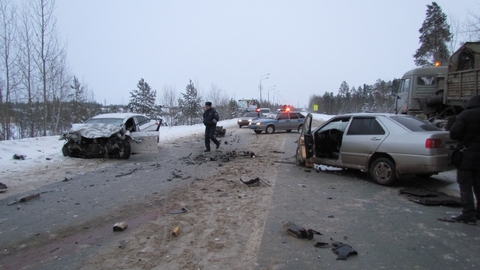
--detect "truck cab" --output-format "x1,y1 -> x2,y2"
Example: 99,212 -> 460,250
394,66 -> 447,115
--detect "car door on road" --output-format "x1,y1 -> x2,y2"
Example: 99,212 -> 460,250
340,116 -> 388,167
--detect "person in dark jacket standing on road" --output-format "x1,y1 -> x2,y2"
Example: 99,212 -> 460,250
449,94 -> 480,225
203,102 -> 220,152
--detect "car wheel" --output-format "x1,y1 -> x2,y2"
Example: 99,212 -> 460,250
120,140 -> 131,159
239,125 -> 242,128
266,125 -> 275,134
286,130 -> 292,133
254,130 -> 262,134
62,144 -> 71,157
370,157 -> 396,186
298,124 -> 303,133
296,147 -> 305,166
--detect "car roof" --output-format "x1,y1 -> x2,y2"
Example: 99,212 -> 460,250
333,112 -> 399,117
90,113 -> 146,119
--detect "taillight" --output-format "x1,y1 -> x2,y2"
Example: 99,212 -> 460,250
425,138 -> 443,149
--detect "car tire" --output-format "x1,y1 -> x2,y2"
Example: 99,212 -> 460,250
370,157 -> 396,186
239,125 -> 241,128
286,130 -> 292,133
62,144 -> 71,157
254,130 -> 262,134
296,147 -> 305,166
266,125 -> 275,134
120,140 -> 131,159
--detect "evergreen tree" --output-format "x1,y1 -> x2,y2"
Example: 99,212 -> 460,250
128,78 -> 157,116
414,2 -> 452,66
226,98 -> 239,118
69,76 -> 89,123
178,80 -> 203,125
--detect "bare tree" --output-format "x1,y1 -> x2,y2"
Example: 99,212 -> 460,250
17,1 -> 40,138
0,1 -> 19,140
207,84 -> 230,119
30,0 -> 68,136
464,8 -> 480,41
160,84 -> 178,126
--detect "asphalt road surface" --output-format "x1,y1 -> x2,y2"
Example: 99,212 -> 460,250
256,132 -> 480,269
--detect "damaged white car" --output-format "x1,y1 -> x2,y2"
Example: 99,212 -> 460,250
60,113 -> 160,159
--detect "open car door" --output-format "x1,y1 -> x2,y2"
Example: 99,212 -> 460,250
296,113 -> 313,166
128,130 -> 159,154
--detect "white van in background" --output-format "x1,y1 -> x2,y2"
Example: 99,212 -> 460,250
258,108 -> 270,114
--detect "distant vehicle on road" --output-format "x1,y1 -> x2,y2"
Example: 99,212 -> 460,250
296,113 -> 455,186
237,112 -> 264,128
249,111 -> 305,134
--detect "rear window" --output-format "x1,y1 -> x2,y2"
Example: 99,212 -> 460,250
389,115 -> 441,131
244,112 -> 258,117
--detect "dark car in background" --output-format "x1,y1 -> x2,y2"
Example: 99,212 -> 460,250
296,113 -> 455,185
249,111 -> 305,134
238,112 -> 264,128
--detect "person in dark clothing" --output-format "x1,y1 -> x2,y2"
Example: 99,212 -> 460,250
449,94 -> 480,225
203,101 -> 220,152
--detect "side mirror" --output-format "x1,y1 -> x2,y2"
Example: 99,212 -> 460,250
392,79 -> 399,94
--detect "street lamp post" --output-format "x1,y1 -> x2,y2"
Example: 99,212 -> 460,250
259,73 -> 269,103
268,85 -> 276,105
272,90 -> 280,106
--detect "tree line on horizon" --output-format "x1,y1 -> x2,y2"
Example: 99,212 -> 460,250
1,1 -> 478,140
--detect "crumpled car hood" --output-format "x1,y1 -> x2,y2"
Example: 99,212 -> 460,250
67,123 -> 124,139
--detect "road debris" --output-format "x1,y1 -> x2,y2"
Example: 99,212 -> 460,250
313,242 -> 332,248
399,188 -> 461,206
113,221 -> 128,231
0,182 -> 7,192
331,242 -> 357,260
240,177 -> 260,187
18,193 -> 40,203
170,207 -> 188,214
283,221 -> 322,240
115,168 -> 138,177
13,154 -> 26,160
172,226 -> 180,236
118,240 -> 127,249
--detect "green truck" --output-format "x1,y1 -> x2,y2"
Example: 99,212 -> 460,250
393,42 -> 480,130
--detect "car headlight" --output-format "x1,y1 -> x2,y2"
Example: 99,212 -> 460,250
248,118 -> 253,122
238,119 -> 241,122
256,122 -> 262,125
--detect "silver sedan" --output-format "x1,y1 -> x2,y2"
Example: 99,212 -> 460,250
296,113 -> 456,185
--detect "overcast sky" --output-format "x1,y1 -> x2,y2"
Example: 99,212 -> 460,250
54,0 -> 475,108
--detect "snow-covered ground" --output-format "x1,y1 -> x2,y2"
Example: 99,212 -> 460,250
0,113 -> 332,193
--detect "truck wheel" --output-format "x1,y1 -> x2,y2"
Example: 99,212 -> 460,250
370,157 -> 396,186
120,140 -> 131,159
266,125 -> 275,134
